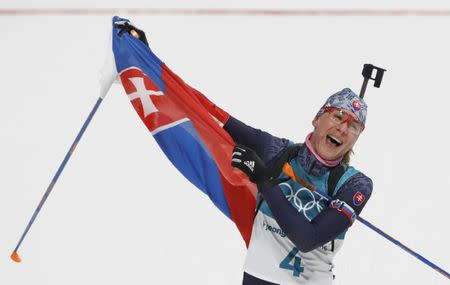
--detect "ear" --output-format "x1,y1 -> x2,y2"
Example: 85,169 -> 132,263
312,116 -> 319,128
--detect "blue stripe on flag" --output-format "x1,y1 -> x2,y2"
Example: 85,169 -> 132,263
153,120 -> 232,218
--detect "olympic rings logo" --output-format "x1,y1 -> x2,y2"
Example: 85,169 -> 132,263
279,182 -> 325,221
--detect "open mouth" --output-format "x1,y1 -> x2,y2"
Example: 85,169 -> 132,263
327,135 -> 342,147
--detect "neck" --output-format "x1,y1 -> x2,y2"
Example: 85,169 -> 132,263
305,133 -> 342,167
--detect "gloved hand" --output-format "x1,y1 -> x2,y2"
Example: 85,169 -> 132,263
114,21 -> 149,47
231,145 -> 270,184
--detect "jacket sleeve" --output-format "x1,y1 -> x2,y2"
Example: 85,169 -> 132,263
259,172 -> 373,252
224,116 -> 290,166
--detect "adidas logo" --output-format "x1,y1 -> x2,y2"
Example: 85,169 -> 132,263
244,160 -> 255,172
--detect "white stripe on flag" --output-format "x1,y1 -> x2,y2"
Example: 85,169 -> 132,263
151,118 -> 190,135
119,66 -> 143,75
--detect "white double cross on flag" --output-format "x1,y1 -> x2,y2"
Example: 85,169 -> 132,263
127,77 -> 164,117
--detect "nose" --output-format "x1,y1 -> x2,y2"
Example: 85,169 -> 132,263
336,119 -> 350,134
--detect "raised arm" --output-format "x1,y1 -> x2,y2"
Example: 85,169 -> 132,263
224,116 -> 290,165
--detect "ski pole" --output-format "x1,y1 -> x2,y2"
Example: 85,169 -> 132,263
319,189 -> 449,279
282,164 -> 450,280
10,96 -> 105,263
355,215 -> 450,279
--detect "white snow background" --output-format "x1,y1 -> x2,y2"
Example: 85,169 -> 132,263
1,1 -> 449,284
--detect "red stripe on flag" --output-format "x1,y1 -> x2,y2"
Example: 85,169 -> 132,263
161,64 -> 257,245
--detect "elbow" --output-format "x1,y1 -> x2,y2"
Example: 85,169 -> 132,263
279,222 -> 320,253
296,242 -> 316,253
290,236 -> 317,253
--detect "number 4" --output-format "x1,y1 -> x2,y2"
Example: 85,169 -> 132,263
279,248 -> 304,277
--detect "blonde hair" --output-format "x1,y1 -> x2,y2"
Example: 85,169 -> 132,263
342,149 -> 353,164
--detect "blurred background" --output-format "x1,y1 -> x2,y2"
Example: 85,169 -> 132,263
1,1 -> 449,284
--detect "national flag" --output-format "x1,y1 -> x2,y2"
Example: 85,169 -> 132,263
101,16 -> 257,246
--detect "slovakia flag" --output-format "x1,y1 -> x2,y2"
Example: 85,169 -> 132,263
101,16 -> 257,246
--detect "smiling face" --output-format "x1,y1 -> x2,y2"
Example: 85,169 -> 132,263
309,109 -> 362,161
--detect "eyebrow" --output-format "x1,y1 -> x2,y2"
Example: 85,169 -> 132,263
341,110 -> 361,123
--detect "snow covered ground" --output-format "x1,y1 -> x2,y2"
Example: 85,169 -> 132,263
1,1 -> 449,284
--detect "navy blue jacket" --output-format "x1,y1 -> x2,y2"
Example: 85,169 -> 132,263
224,116 -> 373,252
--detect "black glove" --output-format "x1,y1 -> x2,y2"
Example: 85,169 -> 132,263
231,144 -> 290,188
231,145 -> 270,184
114,21 -> 149,47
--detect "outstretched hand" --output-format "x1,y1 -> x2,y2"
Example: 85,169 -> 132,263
115,21 -> 149,47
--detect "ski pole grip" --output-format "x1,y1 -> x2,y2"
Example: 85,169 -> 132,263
362,64 -> 386,88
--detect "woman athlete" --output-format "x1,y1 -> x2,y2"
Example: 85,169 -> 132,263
118,22 -> 373,285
